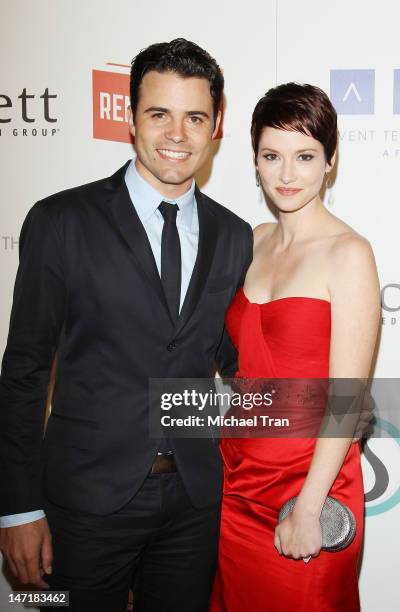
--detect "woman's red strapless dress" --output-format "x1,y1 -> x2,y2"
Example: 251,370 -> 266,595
211,288 -> 364,612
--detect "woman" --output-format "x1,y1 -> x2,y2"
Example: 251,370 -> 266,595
211,83 -> 380,611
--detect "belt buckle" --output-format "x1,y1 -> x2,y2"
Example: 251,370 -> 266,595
151,452 -> 176,474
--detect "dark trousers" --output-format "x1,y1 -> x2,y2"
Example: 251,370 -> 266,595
42,473 -> 221,612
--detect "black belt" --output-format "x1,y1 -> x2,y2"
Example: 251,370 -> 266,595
150,453 -> 177,474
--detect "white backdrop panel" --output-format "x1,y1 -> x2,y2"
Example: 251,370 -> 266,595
0,1 -> 398,610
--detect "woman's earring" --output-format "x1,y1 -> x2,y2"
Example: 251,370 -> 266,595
326,174 -> 334,207
256,171 -> 260,187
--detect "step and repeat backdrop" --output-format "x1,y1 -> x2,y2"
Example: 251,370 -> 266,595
1,1 -> 399,610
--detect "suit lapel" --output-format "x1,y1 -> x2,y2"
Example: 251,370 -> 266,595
174,186 -> 218,336
102,165 -> 219,332
103,163 -> 172,319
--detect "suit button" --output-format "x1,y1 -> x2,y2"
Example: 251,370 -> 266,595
167,340 -> 177,352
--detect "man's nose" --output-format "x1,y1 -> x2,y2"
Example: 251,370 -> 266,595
165,119 -> 186,143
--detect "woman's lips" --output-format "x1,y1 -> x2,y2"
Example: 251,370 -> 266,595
276,187 -> 303,196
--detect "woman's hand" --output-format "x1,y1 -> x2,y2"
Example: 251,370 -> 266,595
274,509 -> 322,561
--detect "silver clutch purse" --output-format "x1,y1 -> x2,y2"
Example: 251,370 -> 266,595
278,495 -> 356,551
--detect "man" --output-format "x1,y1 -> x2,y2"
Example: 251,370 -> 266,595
0,39 -> 252,611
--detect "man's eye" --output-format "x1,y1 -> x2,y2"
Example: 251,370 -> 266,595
152,113 -> 165,119
189,116 -> 203,124
298,154 -> 314,161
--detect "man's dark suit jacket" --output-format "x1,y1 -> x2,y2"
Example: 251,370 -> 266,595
0,162 -> 253,517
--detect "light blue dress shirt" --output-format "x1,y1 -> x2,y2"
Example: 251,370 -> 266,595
125,159 -> 199,310
0,159 -> 199,528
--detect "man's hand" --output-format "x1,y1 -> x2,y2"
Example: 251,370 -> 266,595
0,517 -> 52,588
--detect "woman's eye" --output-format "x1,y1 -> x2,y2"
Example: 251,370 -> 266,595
263,153 -> 278,161
298,154 -> 314,161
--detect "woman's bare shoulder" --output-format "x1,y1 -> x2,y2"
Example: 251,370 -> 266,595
330,227 -> 374,256
253,222 -> 276,245
328,226 -> 377,282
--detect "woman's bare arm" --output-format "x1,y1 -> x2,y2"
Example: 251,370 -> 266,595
275,235 -> 380,559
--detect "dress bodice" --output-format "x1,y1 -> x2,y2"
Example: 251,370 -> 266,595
226,287 -> 331,379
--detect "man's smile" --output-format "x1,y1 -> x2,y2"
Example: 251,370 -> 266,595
156,149 -> 192,161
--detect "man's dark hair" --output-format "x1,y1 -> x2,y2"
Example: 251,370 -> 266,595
251,82 -> 337,164
130,38 -> 224,124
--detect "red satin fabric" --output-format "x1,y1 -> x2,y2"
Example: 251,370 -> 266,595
211,288 -> 363,612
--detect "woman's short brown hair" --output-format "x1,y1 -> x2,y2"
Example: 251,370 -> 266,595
251,82 -> 337,164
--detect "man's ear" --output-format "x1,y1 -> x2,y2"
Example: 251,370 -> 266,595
212,109 -> 222,139
128,106 -> 135,138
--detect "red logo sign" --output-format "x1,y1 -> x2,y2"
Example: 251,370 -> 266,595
92,69 -> 132,143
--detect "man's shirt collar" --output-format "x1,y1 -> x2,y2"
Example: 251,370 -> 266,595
125,159 -> 196,230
